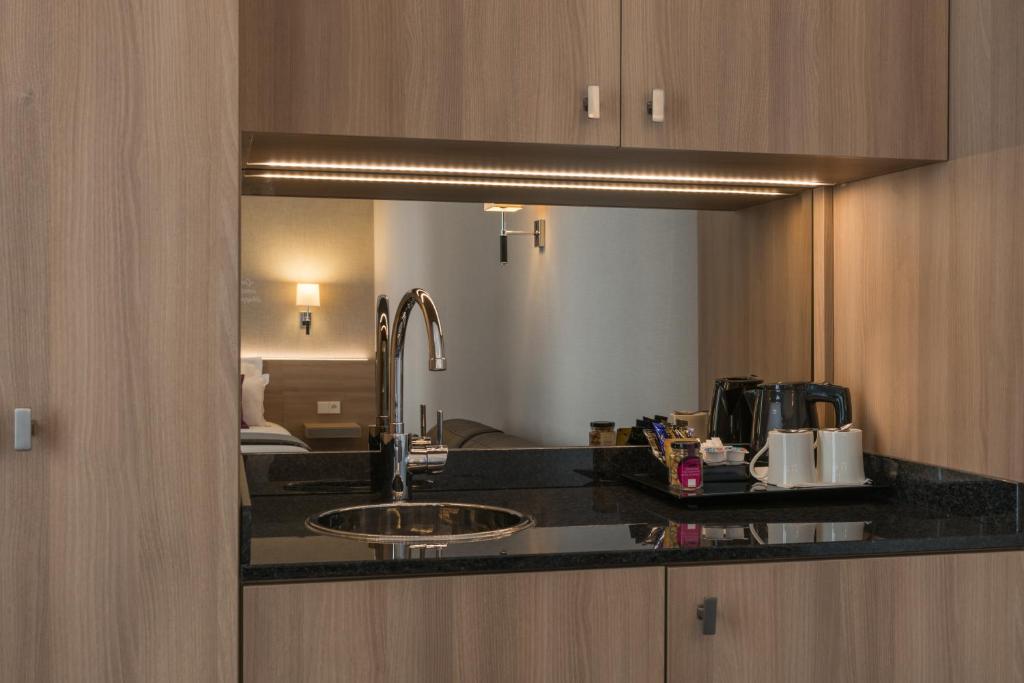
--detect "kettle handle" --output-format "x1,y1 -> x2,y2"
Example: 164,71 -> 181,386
747,441 -> 770,482
804,383 -> 853,427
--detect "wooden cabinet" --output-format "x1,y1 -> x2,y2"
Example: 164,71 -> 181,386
621,0 -> 948,160
242,567 -> 664,683
667,553 -> 1024,682
240,0 -> 621,146
1,0 -> 238,680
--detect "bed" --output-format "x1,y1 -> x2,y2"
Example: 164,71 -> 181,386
241,421 -> 312,454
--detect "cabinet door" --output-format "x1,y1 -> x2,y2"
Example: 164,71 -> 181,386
243,568 -> 664,683
668,553 -> 1024,682
1,0 -> 238,681
241,0 -> 620,146
622,0 -> 948,160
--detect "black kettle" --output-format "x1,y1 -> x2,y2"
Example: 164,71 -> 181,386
748,382 -> 853,453
708,376 -> 763,446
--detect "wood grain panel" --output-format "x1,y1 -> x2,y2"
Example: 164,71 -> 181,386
262,359 -> 375,449
832,0 -> 1024,480
622,0 -> 948,160
698,193 -> 813,408
812,187 -> 835,383
0,0 -> 238,680
0,2 -> 52,677
243,568 -> 665,683
668,552 -> 1024,682
240,0 -> 620,146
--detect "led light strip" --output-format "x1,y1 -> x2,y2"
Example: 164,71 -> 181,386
248,160 -> 825,188
246,171 -> 789,196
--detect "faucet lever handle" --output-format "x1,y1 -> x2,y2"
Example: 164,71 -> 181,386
436,410 -> 444,445
419,403 -> 428,439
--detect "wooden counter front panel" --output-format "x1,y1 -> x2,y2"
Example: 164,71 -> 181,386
243,567 -> 665,683
668,552 -> 1024,682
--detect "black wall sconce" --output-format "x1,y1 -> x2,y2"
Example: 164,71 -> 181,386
485,203 -> 546,264
295,282 -> 320,335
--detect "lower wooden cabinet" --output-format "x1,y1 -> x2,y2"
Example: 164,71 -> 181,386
667,552 -> 1024,683
243,567 -> 664,683
243,553 -> 1024,682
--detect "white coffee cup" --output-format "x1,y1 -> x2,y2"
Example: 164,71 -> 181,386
816,521 -> 866,542
817,428 -> 865,484
748,429 -> 816,487
748,522 -> 816,545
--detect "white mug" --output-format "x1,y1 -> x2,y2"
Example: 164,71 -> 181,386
748,429 -> 816,486
748,522 -> 816,545
816,521 -> 866,542
817,428 -> 865,484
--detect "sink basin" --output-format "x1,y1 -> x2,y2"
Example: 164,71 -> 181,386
306,501 -> 535,543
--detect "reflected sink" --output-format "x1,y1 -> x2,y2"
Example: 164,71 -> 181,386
306,502 -> 535,543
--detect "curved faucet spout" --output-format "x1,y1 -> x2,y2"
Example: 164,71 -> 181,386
373,295 -> 390,435
389,288 -> 446,433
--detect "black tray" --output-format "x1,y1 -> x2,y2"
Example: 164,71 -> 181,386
621,471 -> 891,506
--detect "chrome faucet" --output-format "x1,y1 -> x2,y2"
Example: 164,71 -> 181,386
368,295 -> 390,451
373,288 -> 448,501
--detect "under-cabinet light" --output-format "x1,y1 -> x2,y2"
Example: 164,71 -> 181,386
257,356 -> 371,362
248,160 -> 826,188
246,171 -> 788,196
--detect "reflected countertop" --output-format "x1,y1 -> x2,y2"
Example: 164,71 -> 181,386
242,461 -> 1024,583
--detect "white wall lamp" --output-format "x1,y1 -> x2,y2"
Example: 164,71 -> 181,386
295,282 -> 320,335
484,203 -> 546,265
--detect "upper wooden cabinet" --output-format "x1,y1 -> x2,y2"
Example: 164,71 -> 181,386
621,0 -> 948,160
240,0 -> 621,146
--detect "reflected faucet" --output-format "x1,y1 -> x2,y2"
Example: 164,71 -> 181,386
373,288 -> 448,501
369,295 -> 390,450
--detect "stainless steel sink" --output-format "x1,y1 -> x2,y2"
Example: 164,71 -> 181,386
306,501 -> 534,543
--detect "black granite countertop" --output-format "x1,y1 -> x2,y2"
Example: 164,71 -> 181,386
240,448 -> 1023,584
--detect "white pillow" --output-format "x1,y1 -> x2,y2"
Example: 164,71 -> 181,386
241,356 -> 263,378
242,373 -> 270,427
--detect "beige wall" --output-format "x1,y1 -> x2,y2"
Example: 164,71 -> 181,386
241,196 -> 374,359
832,0 -> 1024,480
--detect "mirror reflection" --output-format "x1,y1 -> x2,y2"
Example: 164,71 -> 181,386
240,195 -> 812,452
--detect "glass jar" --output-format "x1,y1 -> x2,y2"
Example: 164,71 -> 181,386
589,421 -> 616,447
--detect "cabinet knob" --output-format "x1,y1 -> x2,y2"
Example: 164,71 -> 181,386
583,85 -> 601,119
647,88 -> 665,123
697,597 -> 718,635
13,408 -> 34,451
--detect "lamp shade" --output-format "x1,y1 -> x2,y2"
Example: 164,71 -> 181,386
483,202 -> 523,213
295,283 -> 321,307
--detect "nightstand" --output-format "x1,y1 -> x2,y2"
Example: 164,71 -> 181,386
303,422 -> 361,440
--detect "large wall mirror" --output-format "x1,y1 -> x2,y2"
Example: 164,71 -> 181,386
240,194 -> 812,451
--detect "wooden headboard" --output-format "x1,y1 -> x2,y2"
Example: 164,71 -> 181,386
261,359 -> 375,450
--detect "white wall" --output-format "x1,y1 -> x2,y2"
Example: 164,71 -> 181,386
373,201 -> 508,429
374,200 -> 699,445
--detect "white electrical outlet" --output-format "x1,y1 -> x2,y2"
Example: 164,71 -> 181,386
317,400 -> 341,415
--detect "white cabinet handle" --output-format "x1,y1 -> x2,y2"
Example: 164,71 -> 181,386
647,88 -> 665,123
14,408 -> 33,451
583,85 -> 600,119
